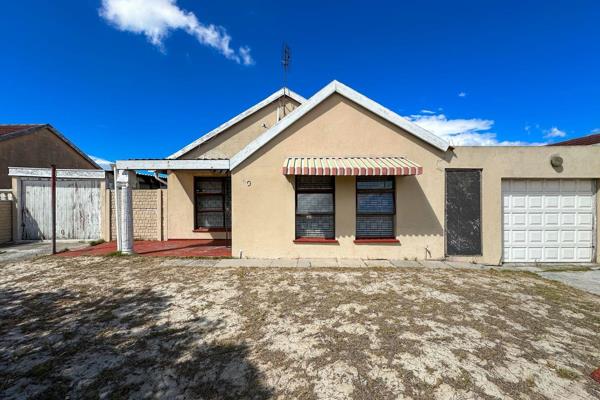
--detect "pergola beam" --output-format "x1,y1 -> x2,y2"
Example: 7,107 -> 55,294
115,159 -> 230,170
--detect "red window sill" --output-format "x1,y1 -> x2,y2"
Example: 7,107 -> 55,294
294,238 -> 339,244
354,238 -> 400,244
193,228 -> 229,232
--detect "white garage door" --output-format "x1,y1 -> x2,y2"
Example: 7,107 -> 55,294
503,179 -> 596,262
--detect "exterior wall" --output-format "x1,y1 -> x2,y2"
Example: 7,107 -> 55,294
230,94 -> 600,264
106,189 -> 167,241
180,96 -> 300,160
448,148 -> 600,264
166,170 -> 229,240
0,127 -> 97,189
0,192 -> 13,243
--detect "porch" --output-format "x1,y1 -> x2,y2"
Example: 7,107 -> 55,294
61,239 -> 231,257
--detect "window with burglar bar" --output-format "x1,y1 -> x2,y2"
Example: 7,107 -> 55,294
194,177 -> 231,230
356,177 -> 395,238
295,176 -> 335,239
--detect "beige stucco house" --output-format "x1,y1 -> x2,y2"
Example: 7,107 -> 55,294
116,81 -> 600,264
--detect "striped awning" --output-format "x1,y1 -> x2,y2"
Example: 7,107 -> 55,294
282,157 -> 423,176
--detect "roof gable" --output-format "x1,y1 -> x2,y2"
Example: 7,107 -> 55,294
0,124 -> 101,169
168,88 -> 306,159
229,81 -> 450,170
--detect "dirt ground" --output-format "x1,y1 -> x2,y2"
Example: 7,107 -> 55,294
1,256 -> 599,399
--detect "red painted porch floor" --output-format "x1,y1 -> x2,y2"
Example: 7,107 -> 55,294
60,240 -> 231,257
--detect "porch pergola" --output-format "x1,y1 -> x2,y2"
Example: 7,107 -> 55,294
114,159 -> 230,254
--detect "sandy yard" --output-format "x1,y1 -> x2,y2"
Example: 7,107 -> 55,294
0,256 -> 599,399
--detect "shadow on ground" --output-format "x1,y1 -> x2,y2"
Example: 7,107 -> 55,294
0,286 -> 271,399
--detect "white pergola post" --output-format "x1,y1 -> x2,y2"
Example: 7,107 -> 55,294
117,170 -> 136,254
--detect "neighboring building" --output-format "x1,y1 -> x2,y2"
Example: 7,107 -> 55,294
91,156 -> 167,189
116,83 -> 600,264
548,133 -> 600,146
0,124 -> 100,188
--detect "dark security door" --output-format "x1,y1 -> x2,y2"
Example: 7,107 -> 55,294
445,170 -> 482,256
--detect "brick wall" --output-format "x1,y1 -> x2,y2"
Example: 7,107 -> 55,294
108,189 -> 167,241
0,201 -> 12,244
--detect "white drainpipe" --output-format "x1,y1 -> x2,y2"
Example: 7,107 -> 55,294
112,165 -> 121,251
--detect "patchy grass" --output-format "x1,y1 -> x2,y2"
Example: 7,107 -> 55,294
542,266 -> 593,272
89,239 -> 106,246
0,256 -> 599,399
556,367 -> 579,380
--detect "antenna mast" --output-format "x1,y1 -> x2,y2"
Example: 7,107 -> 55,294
278,43 -> 291,120
281,43 -> 291,90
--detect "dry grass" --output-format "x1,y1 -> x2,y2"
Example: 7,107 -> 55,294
0,256 -> 599,399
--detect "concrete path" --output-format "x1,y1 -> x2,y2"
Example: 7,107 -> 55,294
538,269 -> 600,296
0,241 -> 90,263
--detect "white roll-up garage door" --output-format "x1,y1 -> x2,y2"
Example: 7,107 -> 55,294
503,179 -> 596,262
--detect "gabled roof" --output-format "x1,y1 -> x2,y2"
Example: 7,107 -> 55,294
167,88 -> 306,160
548,133 -> 600,146
0,124 -> 101,169
230,81 -> 450,170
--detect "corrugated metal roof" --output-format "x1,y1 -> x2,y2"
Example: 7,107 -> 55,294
282,157 -> 423,176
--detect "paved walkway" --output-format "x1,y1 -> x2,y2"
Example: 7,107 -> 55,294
0,241 -> 89,263
539,270 -> 600,295
61,240 -> 231,257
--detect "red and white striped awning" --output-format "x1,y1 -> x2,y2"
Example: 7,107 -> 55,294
282,157 -> 423,176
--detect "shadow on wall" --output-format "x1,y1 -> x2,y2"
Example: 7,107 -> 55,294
395,176 -> 443,237
0,287 -> 272,399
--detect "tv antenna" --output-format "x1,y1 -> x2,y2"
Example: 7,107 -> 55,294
281,43 -> 291,89
278,43 -> 291,121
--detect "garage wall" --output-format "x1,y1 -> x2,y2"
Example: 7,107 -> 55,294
449,147 -> 600,264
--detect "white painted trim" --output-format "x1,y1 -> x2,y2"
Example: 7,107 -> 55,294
167,88 -> 306,160
8,167 -> 105,179
230,80 -> 450,170
115,159 -> 230,170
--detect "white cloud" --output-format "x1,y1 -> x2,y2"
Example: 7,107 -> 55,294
99,0 -> 254,65
406,113 -> 545,146
544,127 -> 566,138
420,109 -> 435,114
458,92 -> 467,98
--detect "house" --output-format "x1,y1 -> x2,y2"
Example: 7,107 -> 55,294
115,82 -> 600,264
0,124 -> 100,188
548,133 -> 600,146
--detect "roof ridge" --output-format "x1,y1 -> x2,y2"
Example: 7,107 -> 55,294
167,87 -> 306,159
229,80 -> 449,170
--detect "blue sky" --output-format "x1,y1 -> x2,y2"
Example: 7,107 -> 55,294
1,0 -> 599,162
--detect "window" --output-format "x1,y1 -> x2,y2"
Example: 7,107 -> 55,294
356,177 -> 395,238
194,177 -> 231,230
295,176 -> 335,239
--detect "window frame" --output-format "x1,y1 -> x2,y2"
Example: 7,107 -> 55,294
294,176 -> 336,240
355,177 -> 396,239
194,177 -> 230,231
